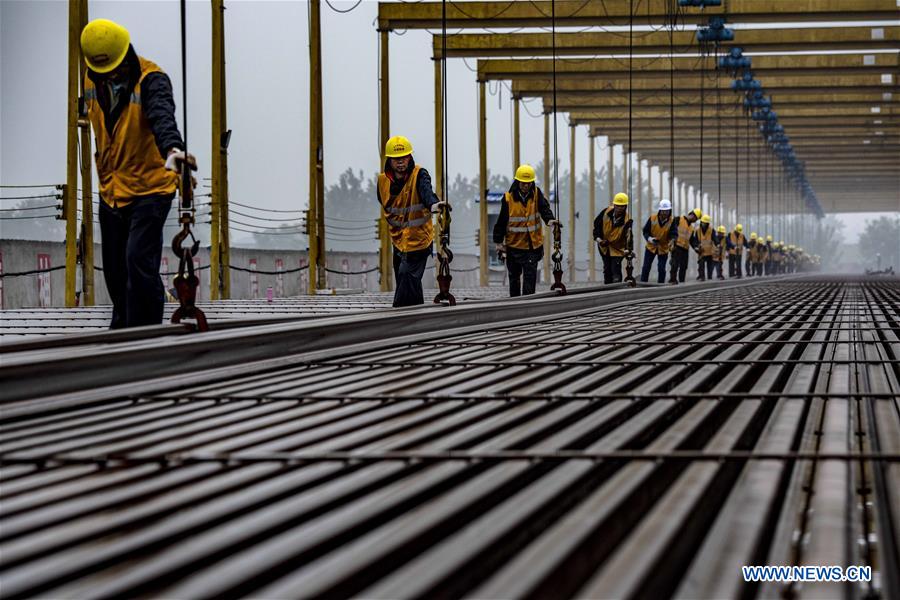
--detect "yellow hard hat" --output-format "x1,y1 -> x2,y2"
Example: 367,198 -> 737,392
514,164 -> 536,183
735,224 -> 743,233
750,232 -> 758,240
717,225 -> 726,233
613,192 -> 629,206
773,242 -> 780,248
700,214 -> 711,224
691,208 -> 703,219
788,244 -> 795,250
81,19 -> 130,74
385,135 -> 413,158
766,235 -> 773,242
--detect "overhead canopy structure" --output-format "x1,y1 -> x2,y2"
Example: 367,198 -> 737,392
376,0 -> 900,285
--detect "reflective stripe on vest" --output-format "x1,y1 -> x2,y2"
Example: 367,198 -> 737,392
646,214 -> 672,254
377,165 -> 434,252
84,56 -> 178,206
504,189 -> 543,250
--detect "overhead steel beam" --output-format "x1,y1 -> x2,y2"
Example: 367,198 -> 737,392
478,54 -> 900,81
434,27 -> 900,58
513,76 -> 899,96
379,1 -> 900,29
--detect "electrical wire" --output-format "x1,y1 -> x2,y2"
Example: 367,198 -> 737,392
323,0 -> 362,14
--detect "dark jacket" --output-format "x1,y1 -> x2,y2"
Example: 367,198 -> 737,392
642,213 -> 673,241
377,156 -> 440,210
85,45 -> 184,158
492,182 -> 556,247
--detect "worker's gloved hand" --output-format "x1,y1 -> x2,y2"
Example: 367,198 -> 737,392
548,219 -> 562,229
648,237 -> 658,244
431,200 -> 452,213
496,243 -> 506,254
597,239 -> 609,248
165,149 -> 198,174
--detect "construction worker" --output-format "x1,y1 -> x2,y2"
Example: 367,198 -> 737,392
691,214 -> 718,281
668,208 -> 702,284
640,199 -> 673,284
764,235 -> 774,275
778,241 -> 787,274
81,19 -> 195,329
377,135 -> 446,307
493,164 -> 560,297
712,225 -> 727,280
593,193 -> 634,284
747,232 -> 763,277
726,224 -> 747,278
770,241 -> 782,275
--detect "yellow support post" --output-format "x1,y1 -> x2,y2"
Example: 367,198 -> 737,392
77,0 -> 94,307
588,132 -> 596,282
210,0 -> 224,300
434,54 -> 444,208
307,0 -> 324,294
542,110 -> 550,283
568,123 -> 576,282
512,94 -> 520,173
635,155 -> 643,247
65,0 -> 80,308
378,29 -> 392,292
479,80 -> 488,288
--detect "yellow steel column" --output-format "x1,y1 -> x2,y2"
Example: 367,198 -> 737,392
479,80 -> 488,287
77,0 -> 94,306
512,94 -> 520,173
635,156 -> 642,241
588,132 -> 596,282
219,17 -> 231,300
434,56 -> 444,203
608,141 -> 614,204
542,111 -> 550,283
65,0 -> 80,307
307,0 -> 324,293
210,0 -> 223,300
568,123 -> 576,282
378,29 -> 392,292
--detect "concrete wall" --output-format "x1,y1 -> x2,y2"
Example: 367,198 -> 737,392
0,239 -> 492,309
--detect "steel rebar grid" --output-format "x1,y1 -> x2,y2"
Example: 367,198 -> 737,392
0,277 -> 897,599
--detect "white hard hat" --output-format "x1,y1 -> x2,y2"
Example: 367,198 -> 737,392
658,199 -> 672,211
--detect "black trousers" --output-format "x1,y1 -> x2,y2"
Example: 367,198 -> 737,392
752,261 -> 764,276
601,253 -> 624,284
392,247 -> 431,307
640,248 -> 668,283
506,248 -> 541,297
670,246 -> 689,283
713,260 -> 724,279
698,256 -> 715,280
99,195 -> 172,329
728,255 -> 743,278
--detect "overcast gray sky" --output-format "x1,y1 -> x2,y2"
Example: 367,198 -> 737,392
1,0 -> 895,244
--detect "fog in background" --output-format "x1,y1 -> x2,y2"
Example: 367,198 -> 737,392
2,0 -> 896,263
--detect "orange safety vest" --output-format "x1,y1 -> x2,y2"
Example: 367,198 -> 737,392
503,188 -> 542,250
714,237 -> 727,262
697,225 -> 715,258
674,216 -> 694,250
377,165 -> 434,252
645,214 -> 672,255
84,57 -> 178,207
728,232 -> 746,256
748,241 -> 762,262
599,207 -> 632,257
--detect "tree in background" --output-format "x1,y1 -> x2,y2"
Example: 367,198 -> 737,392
859,215 -> 900,270
816,216 -> 846,268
